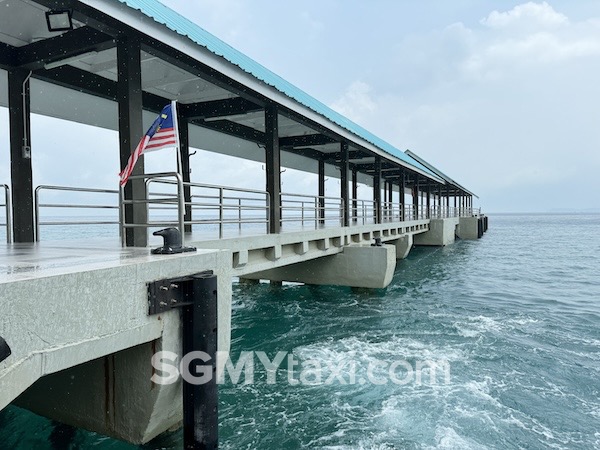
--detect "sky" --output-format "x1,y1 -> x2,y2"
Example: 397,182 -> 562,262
2,0 -> 600,213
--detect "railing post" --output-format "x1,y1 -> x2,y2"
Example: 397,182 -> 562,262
34,186 -> 40,242
175,174 -> 186,245
2,185 -> 12,243
218,187 -> 224,239
238,198 -> 242,232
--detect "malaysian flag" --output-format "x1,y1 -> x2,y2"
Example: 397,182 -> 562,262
119,101 -> 179,186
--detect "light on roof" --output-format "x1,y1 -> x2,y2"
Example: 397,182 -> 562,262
45,10 -> 73,32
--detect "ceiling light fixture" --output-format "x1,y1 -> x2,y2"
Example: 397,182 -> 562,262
45,10 -> 73,32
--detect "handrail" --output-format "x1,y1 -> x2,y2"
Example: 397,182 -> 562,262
144,176 -> 270,239
280,192 -> 344,228
120,172 -> 186,244
34,185 -> 120,242
29,178 -> 483,244
0,184 -> 11,243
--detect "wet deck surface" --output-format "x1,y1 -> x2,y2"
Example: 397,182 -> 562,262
0,219 -> 390,284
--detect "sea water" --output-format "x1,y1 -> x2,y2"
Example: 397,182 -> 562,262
1,214 -> 599,449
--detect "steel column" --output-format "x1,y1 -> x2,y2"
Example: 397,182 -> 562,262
117,35 -> 147,247
318,159 -> 325,225
351,167 -> 358,223
265,105 -> 281,233
412,177 -> 419,219
373,157 -> 382,224
426,182 -> 431,219
179,118 -> 193,233
401,171 -> 406,221
340,142 -> 349,227
8,68 -> 34,242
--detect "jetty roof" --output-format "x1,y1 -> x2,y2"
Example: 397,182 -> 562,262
0,0 -> 482,193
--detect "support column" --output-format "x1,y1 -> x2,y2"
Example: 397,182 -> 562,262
400,171 -> 406,221
178,118 -> 192,233
387,181 -> 394,220
340,142 -> 349,227
265,105 -> 281,233
318,159 -> 325,225
426,182 -> 431,219
351,167 -> 358,223
412,176 -> 419,220
118,35 -> 147,247
8,68 -> 34,242
373,157 -> 382,224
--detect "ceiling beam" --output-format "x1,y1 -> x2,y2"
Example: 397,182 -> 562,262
282,147 -> 324,160
16,27 -> 115,71
181,97 -> 262,120
34,65 -> 169,113
0,43 -> 17,70
193,119 -> 266,145
279,133 -> 336,148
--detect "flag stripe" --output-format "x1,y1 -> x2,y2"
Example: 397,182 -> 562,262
119,104 -> 178,186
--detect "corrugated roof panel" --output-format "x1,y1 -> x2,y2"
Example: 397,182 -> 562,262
115,0 -> 437,177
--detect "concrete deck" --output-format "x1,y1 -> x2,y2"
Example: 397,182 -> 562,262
0,217 -> 443,443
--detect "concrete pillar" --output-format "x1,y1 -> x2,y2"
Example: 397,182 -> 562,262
414,217 -> 459,246
394,234 -> 413,259
457,216 -> 479,239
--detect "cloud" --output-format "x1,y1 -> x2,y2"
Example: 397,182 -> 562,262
330,2 -> 600,211
330,81 -> 377,125
481,2 -> 568,30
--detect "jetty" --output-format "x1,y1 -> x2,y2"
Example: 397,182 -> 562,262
0,0 -> 487,446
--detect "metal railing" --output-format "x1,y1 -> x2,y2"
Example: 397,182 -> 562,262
280,193 -> 343,229
1,184 -> 11,243
145,176 -> 270,239
25,177 -> 483,243
34,185 -> 120,242
120,172 -> 186,245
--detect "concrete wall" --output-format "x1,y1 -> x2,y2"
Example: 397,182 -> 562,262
0,248 -> 232,444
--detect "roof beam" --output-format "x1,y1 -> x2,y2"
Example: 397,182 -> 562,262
15,27 -> 115,71
282,147 -> 324,160
0,43 -> 17,69
181,97 -> 262,120
279,133 -> 336,148
193,119 -> 266,145
34,65 -> 169,113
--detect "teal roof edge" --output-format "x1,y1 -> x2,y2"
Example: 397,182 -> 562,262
116,0 -> 439,179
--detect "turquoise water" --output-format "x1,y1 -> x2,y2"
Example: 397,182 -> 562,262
1,214 -> 599,449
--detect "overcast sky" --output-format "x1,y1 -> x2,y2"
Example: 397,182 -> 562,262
2,0 -> 600,213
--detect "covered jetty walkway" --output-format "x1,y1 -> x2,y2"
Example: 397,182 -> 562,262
0,0 -> 486,446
